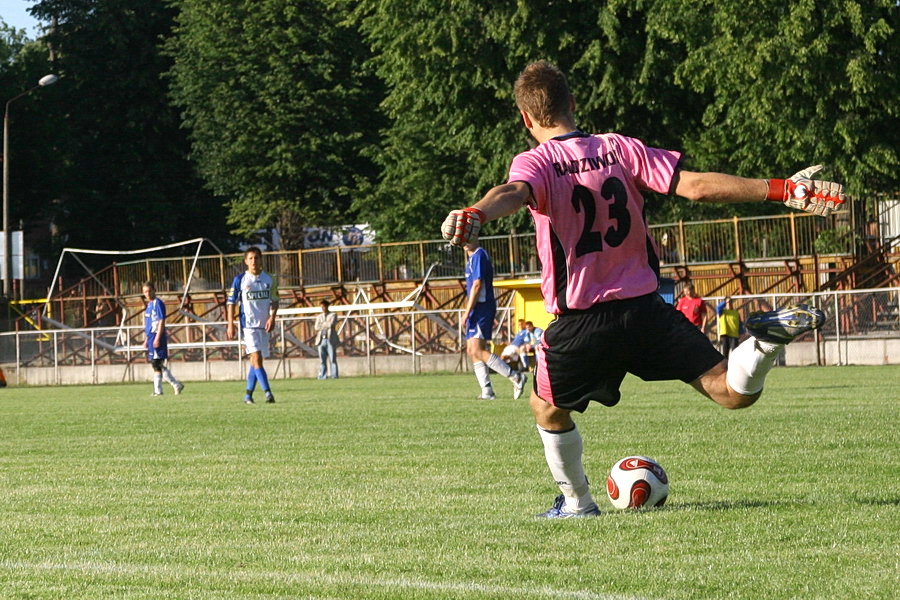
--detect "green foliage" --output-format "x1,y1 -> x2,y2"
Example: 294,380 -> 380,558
165,0 -> 383,248
4,0 -> 898,259
648,0 -> 899,195
355,0 -> 898,237
0,23 -> 66,261
350,0 -> 705,239
0,20 -> 30,64
814,225 -> 854,254
24,0 -> 231,255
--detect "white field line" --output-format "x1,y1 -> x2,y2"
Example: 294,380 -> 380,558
0,558 -> 654,600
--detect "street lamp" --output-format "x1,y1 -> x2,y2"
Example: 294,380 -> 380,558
3,73 -> 58,298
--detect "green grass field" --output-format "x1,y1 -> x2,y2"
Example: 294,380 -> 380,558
0,366 -> 897,599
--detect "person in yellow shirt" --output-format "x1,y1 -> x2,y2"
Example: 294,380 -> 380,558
716,297 -> 743,359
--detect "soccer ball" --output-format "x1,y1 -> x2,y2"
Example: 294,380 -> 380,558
606,456 -> 669,509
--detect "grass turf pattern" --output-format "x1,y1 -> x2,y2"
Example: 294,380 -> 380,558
0,366 -> 897,599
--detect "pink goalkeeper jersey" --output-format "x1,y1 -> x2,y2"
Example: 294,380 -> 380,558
508,132 -> 681,313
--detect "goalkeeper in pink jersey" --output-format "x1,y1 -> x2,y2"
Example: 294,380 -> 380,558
441,60 -> 845,518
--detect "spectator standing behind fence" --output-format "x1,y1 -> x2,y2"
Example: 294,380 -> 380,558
315,300 -> 339,379
716,297 -> 743,359
143,282 -> 184,397
675,284 -> 711,332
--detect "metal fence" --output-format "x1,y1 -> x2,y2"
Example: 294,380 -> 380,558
45,212 -> 854,301
1,287 -> 897,385
651,212 -> 854,265
26,210 -> 869,332
702,287 -> 900,366
0,304 -> 515,385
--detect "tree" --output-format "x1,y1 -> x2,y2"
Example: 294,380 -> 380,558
351,0 -> 707,240
165,0 -> 383,249
354,0 -> 898,237
647,0 -> 899,204
27,0 -> 230,255
0,22 -> 64,264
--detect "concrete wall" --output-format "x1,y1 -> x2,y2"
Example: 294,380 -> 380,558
782,338 -> 900,366
6,340 -> 899,387
8,353 -> 467,387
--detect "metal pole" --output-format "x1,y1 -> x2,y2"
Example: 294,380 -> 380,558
3,104 -> 10,297
3,76 -> 59,298
202,322 -> 208,381
91,329 -> 96,384
834,292 -> 841,366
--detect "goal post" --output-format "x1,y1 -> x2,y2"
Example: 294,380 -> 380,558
44,237 -> 227,314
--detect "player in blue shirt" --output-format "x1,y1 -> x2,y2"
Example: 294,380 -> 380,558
463,240 -> 527,401
226,247 -> 279,404
142,282 -> 184,396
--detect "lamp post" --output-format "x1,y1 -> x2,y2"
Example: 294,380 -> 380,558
3,73 -> 58,298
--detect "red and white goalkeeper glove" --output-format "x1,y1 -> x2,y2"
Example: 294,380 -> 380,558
766,165 -> 846,217
441,207 -> 486,247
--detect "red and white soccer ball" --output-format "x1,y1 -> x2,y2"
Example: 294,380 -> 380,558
606,456 -> 669,509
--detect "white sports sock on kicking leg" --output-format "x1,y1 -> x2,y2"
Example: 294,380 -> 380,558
486,354 -> 513,378
153,373 -> 163,395
537,425 -> 595,513
162,368 -> 181,388
726,337 -> 784,395
473,361 -> 493,397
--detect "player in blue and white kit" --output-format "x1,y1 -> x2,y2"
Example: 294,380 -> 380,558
142,282 -> 184,397
463,240 -> 527,401
226,246 -> 279,404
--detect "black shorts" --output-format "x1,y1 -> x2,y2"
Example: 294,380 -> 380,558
535,293 -> 724,412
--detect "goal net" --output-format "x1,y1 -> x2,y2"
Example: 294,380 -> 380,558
39,238 -> 228,348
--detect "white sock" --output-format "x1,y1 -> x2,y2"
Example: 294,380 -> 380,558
153,373 -> 163,395
473,361 -> 493,396
486,354 -> 513,378
537,425 -> 595,512
726,337 -> 784,395
162,368 -> 181,388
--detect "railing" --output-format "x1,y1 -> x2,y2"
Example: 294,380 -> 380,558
0,304 -> 516,384
47,211 -> 853,301
1,288 -> 898,385
702,287 -> 900,366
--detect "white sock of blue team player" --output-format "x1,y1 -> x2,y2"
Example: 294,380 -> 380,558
537,425 -> 596,512
473,361 -> 494,398
161,367 -> 181,392
153,373 -> 163,396
725,338 -> 783,395
486,353 -> 515,379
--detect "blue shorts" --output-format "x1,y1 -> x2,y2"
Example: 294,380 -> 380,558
535,293 -> 724,412
466,303 -> 496,341
147,335 -> 168,361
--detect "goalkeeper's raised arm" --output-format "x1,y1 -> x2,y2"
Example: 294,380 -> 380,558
673,166 -> 846,216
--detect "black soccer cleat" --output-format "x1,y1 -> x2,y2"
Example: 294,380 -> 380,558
745,304 -> 825,344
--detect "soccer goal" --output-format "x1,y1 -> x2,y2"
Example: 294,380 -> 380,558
36,238 -> 231,354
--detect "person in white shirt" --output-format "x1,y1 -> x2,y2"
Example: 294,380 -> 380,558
226,246 -> 279,404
